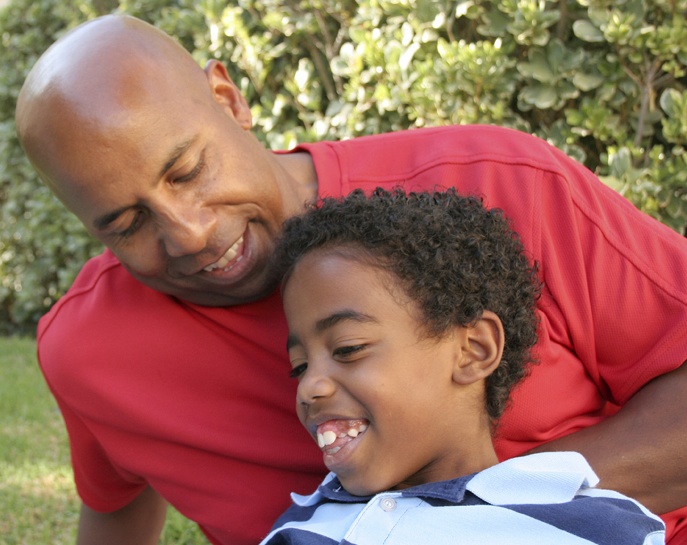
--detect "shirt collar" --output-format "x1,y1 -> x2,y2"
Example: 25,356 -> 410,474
291,452 -> 598,507
292,473 -> 474,505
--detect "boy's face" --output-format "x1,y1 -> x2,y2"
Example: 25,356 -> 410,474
283,250 -> 488,496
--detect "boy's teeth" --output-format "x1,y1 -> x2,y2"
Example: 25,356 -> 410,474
317,431 -> 337,448
316,422 -> 367,450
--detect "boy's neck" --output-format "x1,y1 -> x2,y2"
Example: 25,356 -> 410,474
388,428 -> 500,493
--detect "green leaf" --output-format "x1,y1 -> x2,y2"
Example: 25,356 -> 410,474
659,88 -> 682,117
572,72 -> 605,91
601,175 -> 625,192
520,84 -> 558,108
573,20 -> 605,43
399,42 -> 420,71
517,50 -> 554,82
455,1 -> 476,19
609,147 -> 633,178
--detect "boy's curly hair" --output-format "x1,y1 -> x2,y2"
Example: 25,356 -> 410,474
272,187 -> 541,423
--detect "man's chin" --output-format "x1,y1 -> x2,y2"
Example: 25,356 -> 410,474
173,284 -> 279,307
118,255 -> 280,306
129,273 -> 280,307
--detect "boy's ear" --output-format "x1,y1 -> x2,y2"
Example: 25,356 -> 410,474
203,60 -> 253,130
452,311 -> 504,385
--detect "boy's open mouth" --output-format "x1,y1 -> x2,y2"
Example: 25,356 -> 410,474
316,419 -> 369,455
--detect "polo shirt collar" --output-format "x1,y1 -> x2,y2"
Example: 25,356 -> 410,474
290,452 -> 598,507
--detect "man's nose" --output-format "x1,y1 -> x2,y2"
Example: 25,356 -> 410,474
159,204 -> 215,257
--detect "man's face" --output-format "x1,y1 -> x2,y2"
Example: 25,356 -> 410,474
283,250 -> 475,496
28,63 -> 301,307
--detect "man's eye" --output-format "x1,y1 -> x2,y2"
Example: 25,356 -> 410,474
173,154 -> 205,184
119,210 -> 146,239
290,363 -> 307,379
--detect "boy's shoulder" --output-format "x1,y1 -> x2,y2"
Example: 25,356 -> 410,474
264,453 -> 664,545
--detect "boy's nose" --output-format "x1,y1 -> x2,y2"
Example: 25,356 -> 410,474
297,367 -> 336,406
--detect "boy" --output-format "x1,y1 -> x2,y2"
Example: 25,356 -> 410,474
262,187 -> 665,544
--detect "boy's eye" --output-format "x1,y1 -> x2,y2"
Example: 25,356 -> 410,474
289,363 -> 307,379
333,344 -> 366,359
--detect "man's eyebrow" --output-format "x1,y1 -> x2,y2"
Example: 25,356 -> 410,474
93,206 -> 132,231
159,138 -> 198,179
286,310 -> 377,351
92,138 -> 199,231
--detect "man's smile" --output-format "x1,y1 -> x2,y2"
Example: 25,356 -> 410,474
203,235 -> 245,272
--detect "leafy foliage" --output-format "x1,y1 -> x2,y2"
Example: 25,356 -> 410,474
1,0 -> 685,333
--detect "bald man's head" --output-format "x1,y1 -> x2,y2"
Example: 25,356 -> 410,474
12,15 -> 317,307
15,15 -> 211,197
19,16 -> 191,106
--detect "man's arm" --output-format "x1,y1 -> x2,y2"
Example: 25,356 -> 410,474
76,486 -> 168,545
531,362 -> 687,515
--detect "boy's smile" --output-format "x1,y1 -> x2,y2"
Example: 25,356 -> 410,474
314,419 -> 369,453
283,249 -> 498,496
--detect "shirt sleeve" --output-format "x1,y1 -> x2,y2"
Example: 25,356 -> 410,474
37,313 -> 148,513
46,380 -> 148,511
535,148 -> 687,405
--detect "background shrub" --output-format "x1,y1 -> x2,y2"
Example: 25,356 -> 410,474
1,0 -> 685,334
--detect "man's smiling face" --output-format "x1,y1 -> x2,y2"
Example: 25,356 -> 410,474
17,16 -> 306,306
44,79 -> 289,306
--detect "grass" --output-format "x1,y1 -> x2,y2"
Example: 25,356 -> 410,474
0,336 -> 207,544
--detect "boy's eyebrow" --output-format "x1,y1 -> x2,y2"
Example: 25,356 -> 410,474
286,310 -> 377,351
92,138 -> 199,230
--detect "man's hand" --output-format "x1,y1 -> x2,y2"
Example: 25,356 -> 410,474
530,362 -> 687,515
76,486 -> 168,545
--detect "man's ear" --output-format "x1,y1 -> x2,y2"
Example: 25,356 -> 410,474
204,60 -> 252,130
452,311 -> 504,385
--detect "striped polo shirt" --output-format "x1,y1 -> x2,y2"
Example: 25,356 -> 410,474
260,452 -> 664,545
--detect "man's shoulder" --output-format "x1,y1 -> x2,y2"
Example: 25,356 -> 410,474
59,248 -> 129,292
37,250 -> 167,340
318,125 -> 561,163
304,125 -> 576,193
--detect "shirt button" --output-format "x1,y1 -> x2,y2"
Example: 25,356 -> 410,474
380,497 -> 397,512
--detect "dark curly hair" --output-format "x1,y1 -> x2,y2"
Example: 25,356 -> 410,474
272,187 -> 541,423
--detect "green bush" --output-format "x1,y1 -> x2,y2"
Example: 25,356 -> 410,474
1,0 -> 685,334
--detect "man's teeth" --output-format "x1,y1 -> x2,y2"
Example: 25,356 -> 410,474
316,424 -> 368,448
204,236 -> 244,272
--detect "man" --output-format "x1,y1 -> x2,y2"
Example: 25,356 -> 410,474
15,14 -> 687,545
